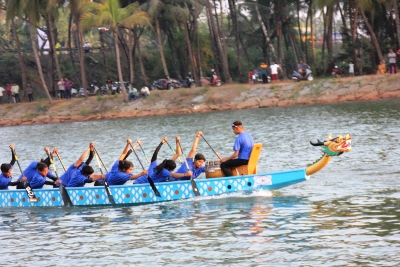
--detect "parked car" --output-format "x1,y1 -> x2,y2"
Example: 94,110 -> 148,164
151,78 -> 181,90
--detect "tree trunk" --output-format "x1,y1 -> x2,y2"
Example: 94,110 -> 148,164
29,22 -> 53,104
133,27 -> 149,86
205,0 -> 231,82
192,0 -> 202,85
11,19 -> 28,99
184,21 -> 199,83
254,0 -> 277,61
155,17 -> 169,77
360,8 -> 384,61
76,26 -> 88,97
99,29 -> 110,79
113,30 -> 128,102
228,0 -> 243,80
392,0 -> 400,48
47,13 -> 62,80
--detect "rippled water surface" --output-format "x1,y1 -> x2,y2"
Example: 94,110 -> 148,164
0,99 -> 399,266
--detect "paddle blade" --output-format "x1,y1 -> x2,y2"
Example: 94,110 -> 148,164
24,182 -> 37,202
59,184 -> 73,207
104,181 -> 116,204
191,178 -> 200,197
148,177 -> 161,197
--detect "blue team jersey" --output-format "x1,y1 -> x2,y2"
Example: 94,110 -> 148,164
105,160 -> 132,186
18,161 -> 56,182
0,171 -> 12,190
30,172 -> 47,189
233,132 -> 254,160
133,160 -> 172,184
66,166 -> 89,187
172,158 -> 205,180
60,163 -> 81,186
133,161 -> 157,184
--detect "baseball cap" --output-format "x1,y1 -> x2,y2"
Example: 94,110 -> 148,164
231,120 -> 242,127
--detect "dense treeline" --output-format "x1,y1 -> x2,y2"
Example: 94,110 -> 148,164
0,0 -> 399,102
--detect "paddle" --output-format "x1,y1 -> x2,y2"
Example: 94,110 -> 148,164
93,148 -> 115,204
200,135 -> 222,160
55,152 -> 67,172
138,143 -> 150,163
177,140 -> 200,197
12,147 -> 37,203
129,142 -> 161,197
166,141 -> 183,164
46,150 -> 73,207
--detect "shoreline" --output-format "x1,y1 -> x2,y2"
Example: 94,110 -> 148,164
1,74 -> 399,127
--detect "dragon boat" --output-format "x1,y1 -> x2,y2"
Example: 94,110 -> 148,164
0,134 -> 351,208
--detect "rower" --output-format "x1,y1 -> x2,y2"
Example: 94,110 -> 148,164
169,131 -> 206,181
0,145 -> 27,190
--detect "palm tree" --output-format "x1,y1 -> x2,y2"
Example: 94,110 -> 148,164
6,0 -> 54,104
81,0 -> 149,102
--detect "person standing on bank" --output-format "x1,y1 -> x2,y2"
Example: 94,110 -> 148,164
269,61 -> 281,82
388,49 -> 397,74
220,121 -> 254,177
260,62 -> 269,83
26,83 -> 34,102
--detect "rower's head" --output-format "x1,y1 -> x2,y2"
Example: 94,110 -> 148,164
81,166 -> 94,176
1,163 -> 12,177
119,160 -> 134,174
231,120 -> 244,134
194,153 -> 206,168
156,159 -> 176,174
37,162 -> 49,177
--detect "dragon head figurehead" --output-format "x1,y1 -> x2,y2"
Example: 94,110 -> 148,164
310,134 -> 352,156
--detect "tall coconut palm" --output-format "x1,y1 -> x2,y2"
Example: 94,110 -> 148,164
81,0 -> 149,102
6,0 -> 53,104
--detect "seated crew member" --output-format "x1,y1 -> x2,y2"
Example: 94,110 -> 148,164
16,147 -> 58,189
59,142 -> 96,187
29,162 -> 62,189
220,120 -> 254,177
66,165 -> 104,187
169,131 -> 206,181
0,145 -> 27,190
134,137 -> 192,184
104,139 -> 147,186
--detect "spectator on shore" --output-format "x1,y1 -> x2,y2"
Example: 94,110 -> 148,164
6,84 -> 13,103
83,41 -> 91,53
58,78 -> 65,99
269,61 -> 281,82
26,83 -> 34,102
377,60 -> 387,74
64,78 -> 73,100
248,70 -> 254,84
129,86 -> 138,101
348,61 -> 355,77
260,63 -> 269,84
11,83 -> 21,103
252,69 -> 259,84
0,85 -> 4,104
388,49 -> 397,74
140,85 -> 150,98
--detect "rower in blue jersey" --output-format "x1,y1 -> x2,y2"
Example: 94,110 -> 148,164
16,147 -> 58,188
0,145 -> 27,190
134,136 -> 192,184
105,139 -> 148,186
169,131 -> 206,181
66,165 -> 104,187
60,142 -> 96,187
30,162 -> 62,189
220,120 -> 254,177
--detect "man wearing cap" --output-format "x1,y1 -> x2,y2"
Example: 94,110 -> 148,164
220,121 -> 254,177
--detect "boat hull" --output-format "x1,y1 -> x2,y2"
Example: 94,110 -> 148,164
0,168 -> 309,208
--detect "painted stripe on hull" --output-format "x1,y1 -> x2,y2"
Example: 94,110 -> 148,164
0,168 -> 308,208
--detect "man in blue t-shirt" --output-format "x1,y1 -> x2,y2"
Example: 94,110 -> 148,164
220,120 -> 254,177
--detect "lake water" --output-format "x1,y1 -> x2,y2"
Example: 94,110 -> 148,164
0,99 -> 399,266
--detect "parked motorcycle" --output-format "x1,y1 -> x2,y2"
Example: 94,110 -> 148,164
151,77 -> 181,90
292,67 -> 314,82
111,81 -> 132,94
331,66 -> 347,78
71,83 -> 103,97
200,75 -> 222,86
179,73 -> 195,88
